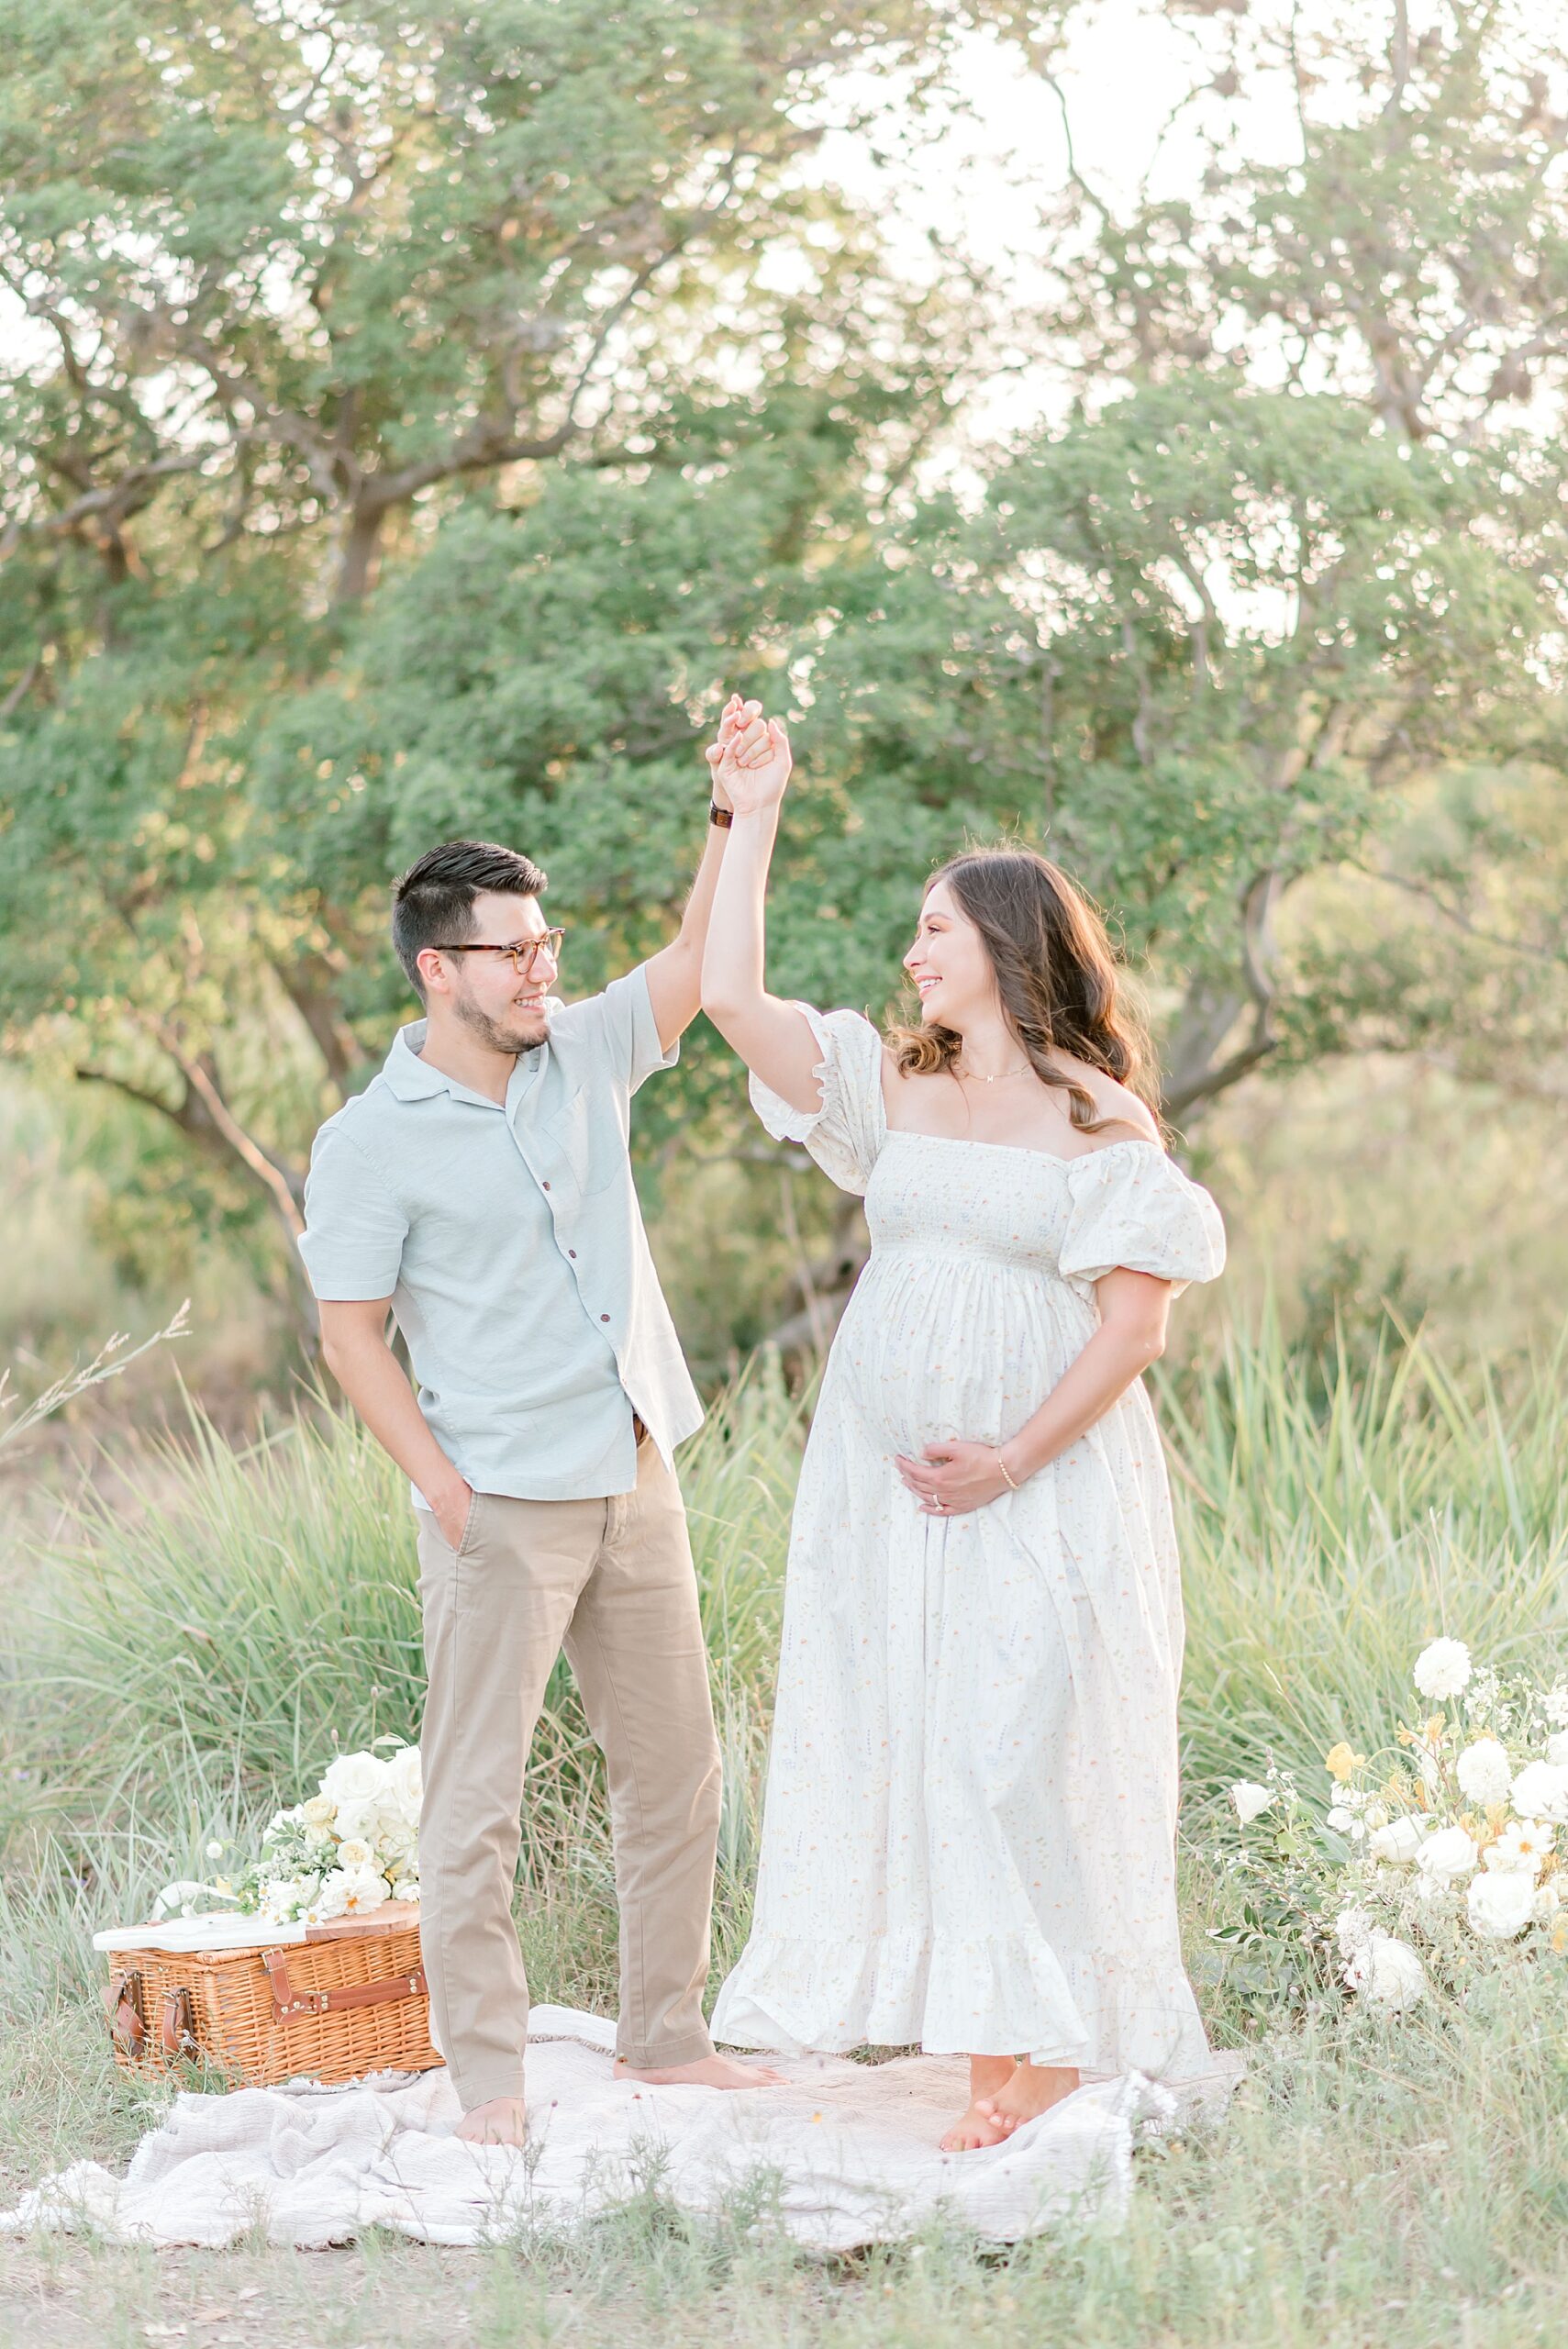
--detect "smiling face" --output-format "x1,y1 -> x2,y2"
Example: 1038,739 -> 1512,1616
421,889 -> 558,1055
902,877 -> 999,1033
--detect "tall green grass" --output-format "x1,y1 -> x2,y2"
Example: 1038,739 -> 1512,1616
1166,1313 -> 1568,1810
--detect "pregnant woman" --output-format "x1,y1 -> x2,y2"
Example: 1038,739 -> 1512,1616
702,713 -> 1226,2151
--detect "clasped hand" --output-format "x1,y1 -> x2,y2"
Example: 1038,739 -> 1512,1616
706,694 -> 791,813
895,1439 -> 1014,1517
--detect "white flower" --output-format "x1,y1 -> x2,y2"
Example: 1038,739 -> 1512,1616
1455,1738 -> 1513,1807
1533,1880 -> 1562,1925
306,1873 -> 350,1922
1368,1815 -> 1428,1865
336,1838 -> 373,1870
1467,1868 -> 1536,1941
1413,1639 -> 1472,1700
391,1876 -> 421,1904
258,1877 -> 306,1921
205,1840 -> 225,1860
304,1823 -> 336,1850
1363,1803 -> 1390,1831
318,1752 -> 391,1809
1511,1762 -> 1568,1824
336,1865 -> 390,1914
1485,1818 -> 1554,1877
1546,1731 -> 1568,1768
1334,1907 -> 1375,1958
1416,1825 -> 1478,1887
299,1793 -> 337,1828
1344,1932 -> 1426,2013
1326,1805 -> 1358,1834
384,1743 -> 423,1827
1230,1782 -> 1275,1826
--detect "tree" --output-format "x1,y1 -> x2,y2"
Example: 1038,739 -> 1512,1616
0,0 -> 1010,1294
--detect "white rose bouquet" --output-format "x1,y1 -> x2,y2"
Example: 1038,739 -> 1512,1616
1213,1640 -> 1568,2019
154,1739 -> 421,1929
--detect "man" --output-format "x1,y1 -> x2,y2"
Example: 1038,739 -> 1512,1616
297,696 -> 780,2144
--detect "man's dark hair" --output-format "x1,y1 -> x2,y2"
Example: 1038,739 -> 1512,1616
391,839 -> 548,996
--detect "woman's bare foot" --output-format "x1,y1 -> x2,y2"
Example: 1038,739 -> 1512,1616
455,2094 -> 528,2145
614,2052 -> 786,2089
973,2059 -> 1081,2137
939,2054 -> 1020,2152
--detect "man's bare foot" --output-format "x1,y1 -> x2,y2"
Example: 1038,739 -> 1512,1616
973,2059 -> 1081,2138
614,2051 -> 785,2089
939,2054 -> 1020,2152
454,2094 -> 528,2145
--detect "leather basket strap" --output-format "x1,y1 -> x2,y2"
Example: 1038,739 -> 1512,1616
264,1945 -> 427,2021
159,1985 -> 197,2061
105,1970 -> 146,2054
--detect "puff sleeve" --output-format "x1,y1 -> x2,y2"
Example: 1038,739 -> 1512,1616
1058,1142 -> 1226,1300
748,1005 -> 887,1196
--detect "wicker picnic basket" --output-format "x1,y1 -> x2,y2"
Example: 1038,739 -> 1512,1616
102,1901 -> 442,2087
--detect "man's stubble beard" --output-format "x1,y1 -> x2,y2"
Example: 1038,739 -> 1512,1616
450,989 -> 550,1056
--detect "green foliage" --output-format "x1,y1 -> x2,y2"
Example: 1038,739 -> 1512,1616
4,0 -> 1568,1327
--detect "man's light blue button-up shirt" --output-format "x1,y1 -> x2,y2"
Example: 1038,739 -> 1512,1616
297,965 -> 704,1503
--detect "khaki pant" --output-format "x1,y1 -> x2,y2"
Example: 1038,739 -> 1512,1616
414,1438 -> 721,2110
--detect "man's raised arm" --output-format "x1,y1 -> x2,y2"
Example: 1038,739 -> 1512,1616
641,695 -> 771,1052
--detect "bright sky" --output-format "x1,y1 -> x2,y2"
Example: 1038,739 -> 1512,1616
806,0 -> 1307,439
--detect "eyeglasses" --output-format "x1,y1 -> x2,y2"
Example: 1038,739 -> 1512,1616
433,928 -> 565,975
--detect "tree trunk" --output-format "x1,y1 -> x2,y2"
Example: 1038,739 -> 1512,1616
335,498 -> 386,607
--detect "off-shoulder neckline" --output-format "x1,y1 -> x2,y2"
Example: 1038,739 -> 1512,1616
881,1129 -> 1166,1171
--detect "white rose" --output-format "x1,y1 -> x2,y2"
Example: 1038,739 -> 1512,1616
1368,1814 -> 1428,1865
391,1876 -> 421,1903
299,1794 -> 337,1828
1511,1762 -> 1568,1825
330,1798 -> 384,1846
336,1838 -> 373,1870
1416,1825 -> 1478,1887
1413,1639 -> 1472,1700
336,1865 -> 390,1914
1533,1880 -> 1562,1925
1467,1868 -> 1535,1941
1547,1731 -> 1568,1769
385,1743 -> 423,1826
318,1752 -> 391,1808
1230,1781 -> 1275,1826
1455,1738 -> 1513,1807
1485,1818 -> 1554,1877
1344,1932 -> 1426,2013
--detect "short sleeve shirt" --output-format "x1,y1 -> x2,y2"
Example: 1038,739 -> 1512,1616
297,965 -> 704,1502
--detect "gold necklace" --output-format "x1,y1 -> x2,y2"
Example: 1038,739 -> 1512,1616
957,1059 -> 1033,1083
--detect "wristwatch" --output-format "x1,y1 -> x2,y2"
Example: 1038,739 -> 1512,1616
709,801 -> 734,828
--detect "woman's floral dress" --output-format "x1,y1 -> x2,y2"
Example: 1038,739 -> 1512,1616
712,1007 -> 1227,2076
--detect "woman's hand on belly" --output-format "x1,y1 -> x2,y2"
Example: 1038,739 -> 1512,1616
895,1438 -> 1014,1518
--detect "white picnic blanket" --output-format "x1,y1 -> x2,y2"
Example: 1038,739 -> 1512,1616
0,2007 -> 1241,2254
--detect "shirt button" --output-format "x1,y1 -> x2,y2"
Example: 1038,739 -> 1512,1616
569,1250 -> 577,1260
541,1181 -> 550,1192
600,1314 -> 610,1323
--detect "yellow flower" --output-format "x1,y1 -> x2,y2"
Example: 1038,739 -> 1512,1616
1325,1742 -> 1363,1784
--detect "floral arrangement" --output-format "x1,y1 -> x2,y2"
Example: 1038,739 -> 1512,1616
1217,1639 -> 1568,2016
153,1741 -> 421,1929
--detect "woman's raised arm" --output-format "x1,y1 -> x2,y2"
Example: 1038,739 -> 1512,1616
699,714 -> 826,1118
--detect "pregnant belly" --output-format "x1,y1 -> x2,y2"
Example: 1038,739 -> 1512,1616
837,1251 -> 1095,1457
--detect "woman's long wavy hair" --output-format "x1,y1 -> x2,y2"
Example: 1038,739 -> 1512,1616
885,847 -> 1158,1137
